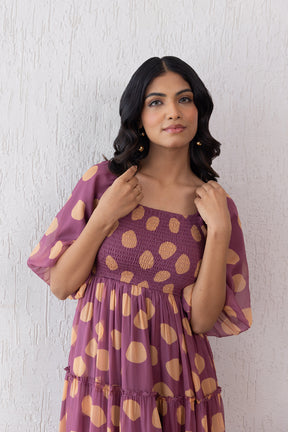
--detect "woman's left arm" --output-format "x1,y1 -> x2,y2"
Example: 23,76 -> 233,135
190,181 -> 232,334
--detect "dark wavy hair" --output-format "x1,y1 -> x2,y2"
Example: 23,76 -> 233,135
108,56 -> 221,181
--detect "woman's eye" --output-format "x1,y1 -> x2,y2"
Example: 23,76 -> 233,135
148,100 -> 162,107
179,96 -> 192,103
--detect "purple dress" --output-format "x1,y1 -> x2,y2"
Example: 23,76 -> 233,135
27,161 -> 251,432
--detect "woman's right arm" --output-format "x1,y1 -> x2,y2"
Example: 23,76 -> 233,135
50,166 -> 142,300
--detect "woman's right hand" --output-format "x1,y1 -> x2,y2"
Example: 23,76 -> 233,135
93,165 -> 143,226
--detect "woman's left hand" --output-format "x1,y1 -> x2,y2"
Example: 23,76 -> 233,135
194,181 -> 232,235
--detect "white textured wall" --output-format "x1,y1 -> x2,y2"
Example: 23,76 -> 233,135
1,0 -> 287,430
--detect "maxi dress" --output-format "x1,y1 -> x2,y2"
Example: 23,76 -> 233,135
27,160 -> 252,432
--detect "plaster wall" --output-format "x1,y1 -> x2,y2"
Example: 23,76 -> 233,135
1,0 -> 287,430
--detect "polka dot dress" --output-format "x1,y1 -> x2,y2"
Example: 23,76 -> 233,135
27,161 -> 252,431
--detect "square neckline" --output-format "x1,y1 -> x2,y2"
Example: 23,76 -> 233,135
138,203 -> 201,220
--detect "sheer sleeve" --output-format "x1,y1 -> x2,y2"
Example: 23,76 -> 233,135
27,162 -> 112,299
182,197 -> 252,337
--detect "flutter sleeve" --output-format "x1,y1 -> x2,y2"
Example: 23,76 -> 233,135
27,163 -> 107,299
182,197 -> 252,337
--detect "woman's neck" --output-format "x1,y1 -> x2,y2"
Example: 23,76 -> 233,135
139,144 -> 193,186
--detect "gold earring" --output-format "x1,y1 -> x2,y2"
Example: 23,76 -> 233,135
196,141 -> 202,146
141,131 -> 145,136
139,145 -> 144,152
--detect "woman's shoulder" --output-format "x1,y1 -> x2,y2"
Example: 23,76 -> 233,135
80,160 -> 117,195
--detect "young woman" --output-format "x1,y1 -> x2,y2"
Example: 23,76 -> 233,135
28,56 -> 252,432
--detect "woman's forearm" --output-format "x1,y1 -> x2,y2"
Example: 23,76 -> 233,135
190,227 -> 231,334
50,209 -> 116,300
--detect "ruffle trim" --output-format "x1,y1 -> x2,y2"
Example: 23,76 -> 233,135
64,367 -> 222,406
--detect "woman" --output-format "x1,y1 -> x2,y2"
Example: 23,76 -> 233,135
28,56 -> 252,432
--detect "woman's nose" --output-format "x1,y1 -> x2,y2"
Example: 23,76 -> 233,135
167,102 -> 181,119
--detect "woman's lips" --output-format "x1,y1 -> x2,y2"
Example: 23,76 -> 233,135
163,125 -> 186,133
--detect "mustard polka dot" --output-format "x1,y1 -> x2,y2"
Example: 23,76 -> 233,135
134,310 -> 148,329
73,356 -> 86,376
111,405 -> 120,426
85,338 -> 98,357
146,216 -> 160,231
224,305 -> 237,317
61,379 -> 68,401
74,283 -> 87,299
103,384 -> 110,399
175,254 -> 190,274
70,378 -> 78,398
176,405 -> 185,425
157,398 -> 168,417
96,349 -> 109,371
232,274 -> 246,292
111,329 -> 121,350
201,224 -> 207,237
221,318 -> 241,335
71,200 -> 85,220
150,345 -> 158,366
238,216 -> 242,229
45,217 -> 58,235
123,399 -> 141,421
106,255 -> 118,271
49,240 -> 63,259
95,282 -> 104,301
109,289 -> 116,310
168,294 -> 178,314
122,293 -> 131,316
242,307 -> 252,326
182,317 -> 192,336
181,333 -> 187,354
145,297 -> 155,319
154,271 -> 171,282
227,248 -> 240,265
185,388 -> 195,397
160,323 -> 177,344
95,321 -> 104,341
82,165 -> 98,181
121,271 -> 134,283
131,205 -> 145,220
158,242 -> 177,259
191,225 -> 201,242
80,302 -> 93,322
166,358 -> 182,381
152,382 -> 174,397
139,250 -> 154,269
81,395 -> 107,427
169,217 -> 180,233
183,284 -> 194,307
126,341 -> 147,363
163,283 -> 174,293
71,325 -> 77,345
194,353 -> 205,374
201,377 -> 217,396
138,280 -> 149,288
211,412 -> 225,432
202,415 -> 208,432
152,407 -> 162,428
131,285 -> 142,295
122,230 -> 137,248
192,371 -> 200,392
107,221 -> 119,237
30,242 -> 40,257
59,413 -> 67,432
194,259 -> 202,278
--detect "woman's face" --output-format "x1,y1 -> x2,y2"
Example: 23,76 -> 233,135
140,71 -> 198,150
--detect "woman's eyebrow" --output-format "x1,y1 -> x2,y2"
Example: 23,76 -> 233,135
144,88 -> 193,99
